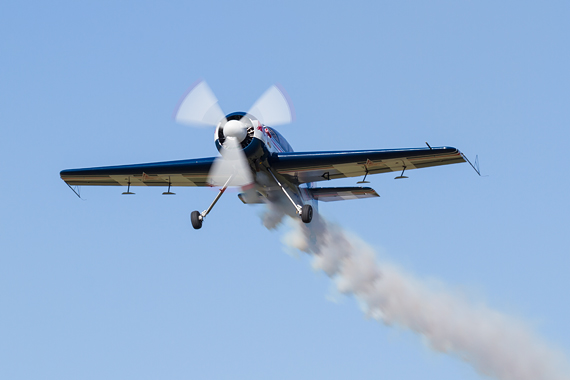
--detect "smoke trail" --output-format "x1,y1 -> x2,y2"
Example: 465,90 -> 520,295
268,212 -> 569,380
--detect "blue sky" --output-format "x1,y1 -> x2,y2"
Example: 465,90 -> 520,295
1,1 -> 569,379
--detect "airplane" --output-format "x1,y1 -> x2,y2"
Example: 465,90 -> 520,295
60,80 -> 479,230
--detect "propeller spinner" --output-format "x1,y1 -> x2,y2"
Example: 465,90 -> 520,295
222,120 -> 248,142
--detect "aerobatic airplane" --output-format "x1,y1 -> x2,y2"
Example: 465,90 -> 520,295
60,81 -> 478,229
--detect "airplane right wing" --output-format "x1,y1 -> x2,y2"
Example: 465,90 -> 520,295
60,157 -> 216,188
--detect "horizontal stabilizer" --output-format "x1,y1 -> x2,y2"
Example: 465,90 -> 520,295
237,191 -> 264,204
309,187 -> 379,202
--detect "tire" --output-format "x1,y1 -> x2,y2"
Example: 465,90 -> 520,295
301,204 -> 313,224
191,211 -> 203,229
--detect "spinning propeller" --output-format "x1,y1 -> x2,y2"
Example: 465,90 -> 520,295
174,80 -> 294,187
173,80 -> 295,229
174,80 -> 294,128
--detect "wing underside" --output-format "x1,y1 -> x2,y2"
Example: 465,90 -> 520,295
270,147 -> 465,184
60,158 -> 216,187
61,147 -> 465,190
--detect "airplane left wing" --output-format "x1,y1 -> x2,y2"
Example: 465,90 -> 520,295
60,157 -> 216,187
270,146 -> 465,184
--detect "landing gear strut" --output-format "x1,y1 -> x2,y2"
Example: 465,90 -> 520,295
190,176 -> 232,230
267,168 -> 313,224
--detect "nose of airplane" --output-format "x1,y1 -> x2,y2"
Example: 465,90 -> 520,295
223,120 -> 248,142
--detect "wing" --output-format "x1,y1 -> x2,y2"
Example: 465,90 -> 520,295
269,146 -> 465,184
60,157 -> 215,187
308,186 -> 379,202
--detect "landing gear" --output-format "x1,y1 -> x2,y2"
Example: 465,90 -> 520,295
266,168 -> 313,224
301,204 -> 313,224
191,176 -> 232,230
191,211 -> 203,230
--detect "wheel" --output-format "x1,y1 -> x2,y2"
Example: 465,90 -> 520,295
191,211 -> 203,229
301,204 -> 313,224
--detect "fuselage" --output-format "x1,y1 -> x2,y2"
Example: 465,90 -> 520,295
213,112 -> 315,217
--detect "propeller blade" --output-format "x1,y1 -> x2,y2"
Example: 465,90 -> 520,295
173,80 -> 226,126
247,84 -> 295,126
208,138 -> 253,187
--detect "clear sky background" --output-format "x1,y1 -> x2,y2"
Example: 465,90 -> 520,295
1,1 -> 569,379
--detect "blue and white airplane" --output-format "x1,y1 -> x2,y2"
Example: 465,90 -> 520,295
60,81 -> 475,229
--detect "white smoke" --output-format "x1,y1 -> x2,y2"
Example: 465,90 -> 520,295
268,212 -> 570,380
